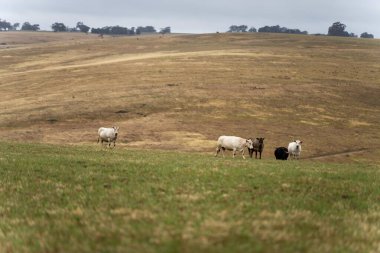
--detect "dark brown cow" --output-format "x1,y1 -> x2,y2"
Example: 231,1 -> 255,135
248,137 -> 265,159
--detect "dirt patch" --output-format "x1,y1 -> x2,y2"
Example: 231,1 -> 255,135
349,120 -> 372,127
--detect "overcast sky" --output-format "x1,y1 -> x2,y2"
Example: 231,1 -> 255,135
1,0 -> 380,37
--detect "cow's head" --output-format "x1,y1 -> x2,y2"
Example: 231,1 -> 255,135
113,126 -> 119,137
256,137 -> 265,144
295,139 -> 302,149
246,138 -> 254,149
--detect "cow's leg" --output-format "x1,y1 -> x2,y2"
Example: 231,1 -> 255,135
255,151 -> 258,159
259,151 -> 262,159
221,147 -> 226,158
241,149 -> 246,159
232,148 -> 237,158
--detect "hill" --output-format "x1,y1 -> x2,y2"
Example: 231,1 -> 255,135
0,32 -> 379,162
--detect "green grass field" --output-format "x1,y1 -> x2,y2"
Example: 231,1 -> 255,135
1,142 -> 379,253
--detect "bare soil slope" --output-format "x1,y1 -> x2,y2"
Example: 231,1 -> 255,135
0,32 -> 379,162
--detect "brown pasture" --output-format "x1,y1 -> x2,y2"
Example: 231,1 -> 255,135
0,32 -> 379,162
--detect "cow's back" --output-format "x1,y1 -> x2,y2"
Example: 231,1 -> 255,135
98,127 -> 115,140
217,136 -> 243,150
275,147 -> 288,160
98,127 -> 106,135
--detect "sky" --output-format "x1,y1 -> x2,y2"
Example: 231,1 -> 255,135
1,0 -> 380,37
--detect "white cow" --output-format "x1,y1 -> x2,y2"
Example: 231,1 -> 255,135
98,126 -> 119,148
215,136 -> 254,159
288,140 -> 303,159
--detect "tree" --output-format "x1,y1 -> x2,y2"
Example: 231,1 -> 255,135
258,25 -> 281,33
91,25 -> 135,35
0,19 -> 12,31
12,23 -> 20,31
257,25 -> 307,34
51,22 -> 67,32
228,25 -> 248,32
76,22 -> 90,33
21,22 -> 40,31
159,27 -> 171,34
136,26 -> 156,34
327,22 -> 349,37
248,27 -> 257,32
360,32 -> 374,39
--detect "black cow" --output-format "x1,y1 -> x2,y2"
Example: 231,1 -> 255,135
249,137 -> 265,159
274,147 -> 289,160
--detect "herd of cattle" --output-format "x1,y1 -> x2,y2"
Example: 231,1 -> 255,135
98,126 -> 303,160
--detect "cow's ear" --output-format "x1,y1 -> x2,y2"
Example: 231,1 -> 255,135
262,138 -> 265,140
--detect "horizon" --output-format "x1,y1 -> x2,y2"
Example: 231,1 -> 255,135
1,21 -> 377,38
1,0 -> 379,37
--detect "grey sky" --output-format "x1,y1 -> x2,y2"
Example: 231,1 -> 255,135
1,0 -> 380,36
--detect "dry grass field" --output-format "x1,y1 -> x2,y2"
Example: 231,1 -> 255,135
1,32 -> 380,253
0,31 -> 379,162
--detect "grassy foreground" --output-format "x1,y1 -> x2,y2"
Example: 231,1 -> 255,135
0,142 -> 379,253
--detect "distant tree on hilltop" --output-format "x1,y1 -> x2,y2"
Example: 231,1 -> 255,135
12,23 -> 20,30
248,27 -> 257,32
0,19 -> 12,31
136,26 -> 156,34
258,25 -> 307,34
327,22 -> 356,37
159,27 -> 171,34
228,25 -> 248,32
21,22 -> 40,31
51,22 -> 67,32
76,22 -> 90,33
91,25 -> 135,35
360,32 -> 374,39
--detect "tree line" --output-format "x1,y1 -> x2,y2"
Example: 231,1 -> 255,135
228,25 -> 307,35
0,18 -> 375,38
228,22 -> 374,38
0,19 -> 170,35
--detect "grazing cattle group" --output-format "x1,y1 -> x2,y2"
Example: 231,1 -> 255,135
214,135 -> 303,160
96,125 -> 303,160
